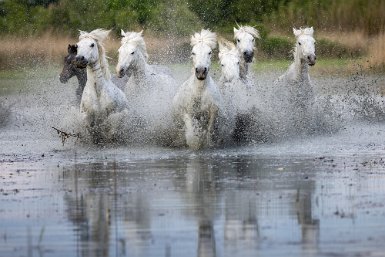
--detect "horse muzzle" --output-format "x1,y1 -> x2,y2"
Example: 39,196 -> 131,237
195,67 -> 208,80
307,54 -> 316,66
243,51 -> 254,63
74,55 -> 88,68
59,73 -> 69,83
117,68 -> 126,78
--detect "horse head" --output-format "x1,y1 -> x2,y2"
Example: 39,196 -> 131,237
219,39 -> 240,82
234,26 -> 260,63
293,27 -> 316,66
60,44 -> 81,83
116,30 -> 148,78
74,29 -> 110,69
191,29 -> 217,80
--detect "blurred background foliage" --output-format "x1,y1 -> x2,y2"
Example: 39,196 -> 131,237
0,0 -> 384,70
1,0 -> 383,36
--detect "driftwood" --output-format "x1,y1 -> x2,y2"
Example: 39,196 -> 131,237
52,127 -> 80,146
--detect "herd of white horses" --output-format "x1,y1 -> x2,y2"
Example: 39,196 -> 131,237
62,25 -> 318,149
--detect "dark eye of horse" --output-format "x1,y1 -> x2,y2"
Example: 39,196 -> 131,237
252,38 -> 255,42
237,61 -> 239,64
191,52 -> 195,56
131,51 -> 135,55
298,42 -> 302,45
237,39 -> 240,43
90,43 -> 95,47
209,51 -> 212,55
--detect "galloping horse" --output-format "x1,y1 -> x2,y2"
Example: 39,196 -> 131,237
172,29 -> 225,149
74,29 -> 129,143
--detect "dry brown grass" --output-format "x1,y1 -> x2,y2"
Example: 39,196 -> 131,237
365,33 -> 385,71
0,33 -> 75,69
317,30 -> 368,53
0,32 -> 190,70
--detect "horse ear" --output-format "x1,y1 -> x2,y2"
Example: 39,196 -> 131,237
121,29 -> 126,37
233,27 -> 238,34
139,30 -> 143,36
293,28 -> 302,37
305,27 -> 314,35
79,30 -> 87,37
68,44 -> 77,54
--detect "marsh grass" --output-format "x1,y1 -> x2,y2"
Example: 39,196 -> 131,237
0,31 -> 383,73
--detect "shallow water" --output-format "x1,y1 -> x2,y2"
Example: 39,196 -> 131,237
1,66 -> 385,257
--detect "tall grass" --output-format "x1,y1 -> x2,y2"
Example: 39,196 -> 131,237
366,33 -> 385,72
265,0 -> 385,36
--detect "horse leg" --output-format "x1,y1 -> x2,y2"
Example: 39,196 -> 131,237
184,113 -> 202,150
207,106 -> 219,147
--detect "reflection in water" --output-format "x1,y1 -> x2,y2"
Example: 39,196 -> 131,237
5,153 -> 385,257
59,156 -> 321,257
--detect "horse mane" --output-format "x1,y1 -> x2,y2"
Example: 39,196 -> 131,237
191,29 -> 217,49
234,25 -> 260,39
218,38 -> 238,60
79,29 -> 111,80
293,27 -> 314,37
121,30 -> 149,61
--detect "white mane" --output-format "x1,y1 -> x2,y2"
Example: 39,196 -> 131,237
233,25 -> 260,40
191,29 -> 217,49
293,27 -> 314,38
79,29 -> 111,80
120,30 -> 149,61
218,39 -> 238,60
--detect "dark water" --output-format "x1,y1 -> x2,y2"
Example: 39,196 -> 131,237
1,66 -> 385,256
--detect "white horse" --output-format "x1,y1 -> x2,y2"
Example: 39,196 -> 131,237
275,27 -> 317,134
218,39 -> 267,143
116,30 -> 176,101
116,30 -> 177,139
172,29 -> 224,149
233,25 -> 260,80
75,29 -> 129,143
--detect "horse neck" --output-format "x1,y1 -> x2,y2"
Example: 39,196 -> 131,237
239,56 -> 248,80
87,61 -> 105,94
75,69 -> 87,88
131,51 -> 149,81
293,46 -> 309,82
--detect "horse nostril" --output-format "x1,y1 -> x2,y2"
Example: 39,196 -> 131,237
204,67 -> 207,73
307,56 -> 311,60
314,56 -> 317,60
195,68 -> 199,73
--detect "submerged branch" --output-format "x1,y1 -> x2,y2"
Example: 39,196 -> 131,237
52,127 -> 80,146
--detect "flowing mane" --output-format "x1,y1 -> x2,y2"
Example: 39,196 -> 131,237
218,38 -> 238,58
121,30 -> 149,61
191,29 -> 217,49
79,29 -> 111,80
233,25 -> 260,40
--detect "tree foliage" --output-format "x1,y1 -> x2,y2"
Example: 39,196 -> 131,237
0,0 -> 383,36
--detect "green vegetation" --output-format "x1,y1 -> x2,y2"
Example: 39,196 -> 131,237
0,0 -> 384,71
0,0 -> 384,36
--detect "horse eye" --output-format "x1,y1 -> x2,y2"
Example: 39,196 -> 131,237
209,51 -> 212,55
191,52 -> 195,56
131,51 -> 135,55
237,39 -> 240,43
298,42 -> 302,45
252,38 -> 255,42
221,64 -> 224,67
90,43 -> 95,47
237,61 -> 239,64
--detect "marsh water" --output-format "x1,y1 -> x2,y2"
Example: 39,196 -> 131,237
1,65 -> 385,257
